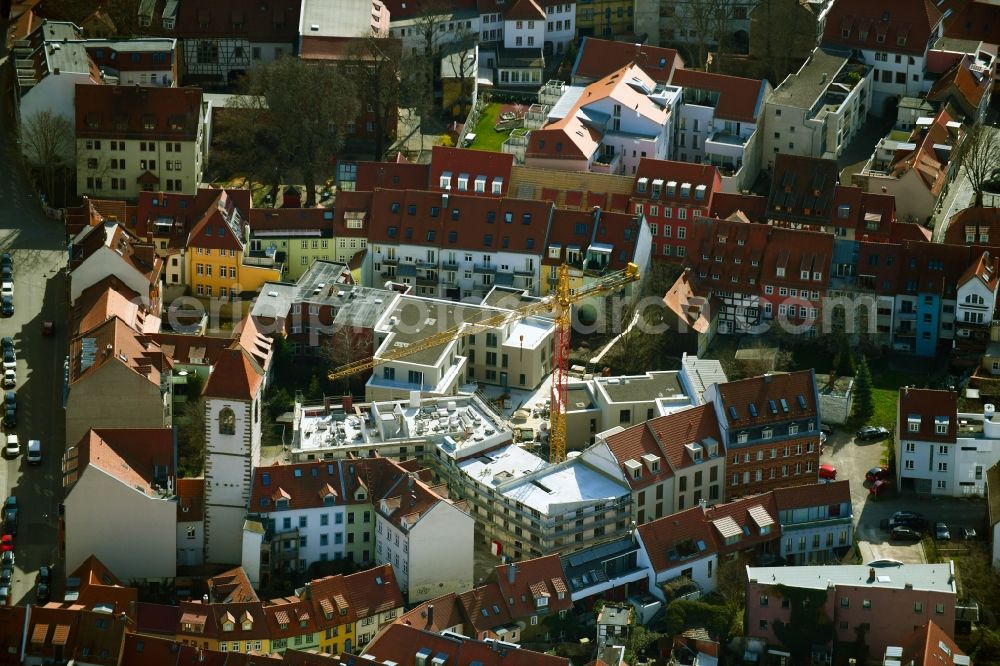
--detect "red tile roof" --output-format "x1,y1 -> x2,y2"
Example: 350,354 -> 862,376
715,370 -> 818,428
542,208 -> 642,270
495,555 -> 572,620
603,421 -> 675,489
186,189 -> 246,252
670,69 -> 767,123
362,623 -> 569,665
897,620 -> 968,666
457,583 -> 516,636
176,601 -> 269,642
430,146 -> 514,196
772,479 -> 851,510
958,249 -> 1000,293
355,160 -> 430,191
888,108 -> 963,198
766,154 -> 840,226
703,492 -> 780,554
173,0 -> 300,42
64,428 -> 174,496
381,0 -> 478,20
203,348 -> 264,400
147,332 -> 231,368
135,188 -> 251,249
263,598 -> 318,641
927,53 -> 990,117
69,316 -> 167,388
72,609 -> 129,665
898,388 -> 958,443
504,0 -> 545,20
69,555 -> 138,617
823,0 -> 944,57
345,564 -> 405,617
573,37 -> 684,85
71,221 -> 162,284
135,603 -> 179,636
663,270 -> 712,335
25,606 -> 81,662
709,192 -> 768,222
71,277 -> 158,338
942,0 -> 1000,44
250,460 -> 346,513
636,505 -> 718,573
75,84 -> 203,141
633,159 -> 721,209
397,592 -> 467,633
209,567 -> 259,604
649,404 -> 724,472
946,206 -> 1000,246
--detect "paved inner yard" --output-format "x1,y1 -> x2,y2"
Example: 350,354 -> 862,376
821,429 -> 986,564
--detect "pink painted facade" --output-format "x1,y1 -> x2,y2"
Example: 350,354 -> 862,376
746,565 -> 957,661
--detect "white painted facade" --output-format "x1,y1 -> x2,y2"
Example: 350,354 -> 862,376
503,16 -> 545,50
177,515 -> 205,567
897,406 -> 1000,497
65,465 -> 177,580
956,270 -> 998,330
675,101 -> 762,194
634,530 -> 717,602
19,71 -> 95,125
70,228 -> 157,307
860,45 -> 937,116
389,15 -> 481,55
542,3 -> 575,54
204,388 -> 262,565
375,499 -> 475,602
257,503 -> 349,569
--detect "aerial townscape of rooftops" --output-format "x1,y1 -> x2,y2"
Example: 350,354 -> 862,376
3,0 -> 1000,663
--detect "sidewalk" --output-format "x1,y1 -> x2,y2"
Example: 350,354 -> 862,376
930,165 -> 974,242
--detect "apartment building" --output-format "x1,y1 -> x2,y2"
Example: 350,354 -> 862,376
821,0 -> 944,115
896,388 -> 1000,497
441,440 -> 632,560
633,0 -> 754,52
763,47 -> 874,168
630,159 -> 721,261
525,65 -> 680,175
62,428 -> 178,581
746,562 -> 958,661
385,0 -> 480,55
366,294 -> 555,400
373,470 -> 475,602
670,70 -> 769,192
599,403 -> 725,525
186,188 -> 285,299
571,37 -> 684,86
74,84 -> 207,200
85,37 -> 178,86
575,0 -> 632,38
955,250 -> 1000,343
680,215 -> 834,336
707,370 -> 822,498
366,188 -> 551,300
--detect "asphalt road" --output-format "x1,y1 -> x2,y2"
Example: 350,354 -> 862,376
821,427 -> 987,565
0,15 -> 69,606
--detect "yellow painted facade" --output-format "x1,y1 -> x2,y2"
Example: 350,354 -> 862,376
576,0 -> 634,38
188,246 -> 282,299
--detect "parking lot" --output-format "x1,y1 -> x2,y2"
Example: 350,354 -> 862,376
821,427 -> 987,565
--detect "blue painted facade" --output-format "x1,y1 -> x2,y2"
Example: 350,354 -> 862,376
915,293 -> 940,356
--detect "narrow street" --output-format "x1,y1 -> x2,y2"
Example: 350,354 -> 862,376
0,14 -> 70,605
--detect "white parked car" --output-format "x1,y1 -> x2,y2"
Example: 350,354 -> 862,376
0,282 -> 12,299
1,370 -> 13,389
4,435 -> 18,457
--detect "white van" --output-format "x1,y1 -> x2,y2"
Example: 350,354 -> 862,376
3,435 -> 17,457
26,439 -> 40,465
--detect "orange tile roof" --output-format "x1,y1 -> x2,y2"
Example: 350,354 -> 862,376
648,404 -> 724,472
504,0 -> 545,20
897,620 -> 968,665
957,249 -> 1000,293
890,108 -> 963,198
72,609 -> 129,664
398,592 -> 467,633
637,504 -> 718,573
69,555 -> 138,617
927,53 -> 990,117
71,277 -> 158,338
362,623 -> 569,665
69,316 -> 166,387
209,567 -> 259,604
75,85 -> 203,141
185,189 -> 245,253
670,69 -> 767,123
663,270 -> 711,335
430,146 -> 513,196
176,478 -> 205,522
345,564 -> 405,618
603,421 -> 675,490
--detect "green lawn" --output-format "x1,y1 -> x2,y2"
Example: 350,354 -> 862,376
468,103 -> 510,152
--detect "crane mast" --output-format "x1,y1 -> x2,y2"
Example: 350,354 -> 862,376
328,263 -> 641,463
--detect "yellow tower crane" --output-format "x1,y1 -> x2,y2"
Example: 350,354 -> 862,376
328,262 -> 641,463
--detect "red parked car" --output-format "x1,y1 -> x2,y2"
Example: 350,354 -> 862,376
0,535 -> 12,552
866,466 -> 889,483
818,464 -> 837,480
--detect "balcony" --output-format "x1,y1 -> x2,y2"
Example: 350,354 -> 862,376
441,260 -> 459,271
514,268 -> 534,277
382,257 -> 398,265
473,263 -> 496,275
591,150 -> 621,175
525,103 -> 551,130
896,310 -> 917,320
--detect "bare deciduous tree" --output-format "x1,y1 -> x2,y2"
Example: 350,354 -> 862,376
346,37 -> 406,160
958,125 -> 1000,207
21,110 -> 75,203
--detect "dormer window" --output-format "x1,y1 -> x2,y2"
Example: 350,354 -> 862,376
762,428 -> 773,439
440,172 -> 452,189
813,272 -> 822,281
536,595 -> 549,608
776,267 -> 785,277
737,432 -> 748,444
276,498 -> 289,510
800,270 -> 809,279
908,415 -> 920,433
935,417 -> 949,434
223,621 -> 234,632
789,424 -> 798,436
241,620 -> 252,631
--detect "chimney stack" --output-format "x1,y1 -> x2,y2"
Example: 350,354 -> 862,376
868,567 -> 876,581
427,604 -> 435,627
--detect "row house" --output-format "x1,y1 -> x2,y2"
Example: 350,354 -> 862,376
635,480 -> 851,601
186,188 -> 285,300
571,37 -> 683,87
707,370 -> 823,499
475,0 -> 574,87
634,0 -> 754,51
62,428 -> 178,581
897,388 -> 1000,497
367,294 -> 555,399
365,189 -> 551,300
598,403 -> 725,525
747,561 -> 957,663
85,37 -> 178,86
525,64 -> 681,176
431,145 -> 514,197
926,51 -> 993,125
955,250 -> 1000,344
71,277 -> 161,340
630,159 -> 721,261
821,0 -> 945,116
763,47 -> 874,168
682,216 -> 833,336
945,206 -> 1000,247
855,108 -> 965,223
300,565 -> 404,653
670,69 -> 769,193
74,84 -> 208,200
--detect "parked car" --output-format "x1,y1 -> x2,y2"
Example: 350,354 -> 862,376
0,535 -> 13,552
36,566 -> 51,604
0,567 -> 10,588
869,479 -> 891,495
866,466 -> 889,482
3,435 -> 17,458
42,321 -> 54,336
27,439 -> 41,465
818,464 -> 837,480
1,281 -> 13,299
891,526 -> 922,541
893,511 -> 923,522
0,552 -> 13,570
2,370 -> 14,389
935,523 -> 951,540
890,516 -> 928,530
1,254 -> 12,271
857,426 -> 890,441
0,586 -> 9,606
0,338 -> 12,355
0,295 -> 12,317
1,350 -> 13,373
2,497 -> 16,536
